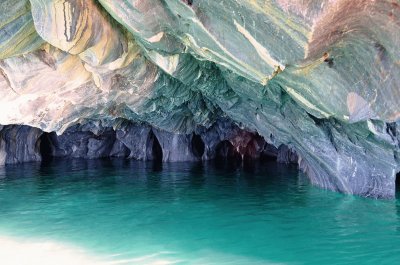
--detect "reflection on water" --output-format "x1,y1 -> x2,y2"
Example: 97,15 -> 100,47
0,158 -> 399,265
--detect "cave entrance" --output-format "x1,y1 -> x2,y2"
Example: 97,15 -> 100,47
215,140 -> 241,162
260,142 -> 278,162
192,133 -> 205,159
38,132 -> 54,163
396,172 -> 400,197
147,130 -> 163,163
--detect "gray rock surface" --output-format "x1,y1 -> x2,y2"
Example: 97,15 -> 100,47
0,125 -> 43,164
0,119 -> 285,164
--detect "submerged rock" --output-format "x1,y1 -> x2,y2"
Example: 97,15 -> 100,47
0,0 -> 399,198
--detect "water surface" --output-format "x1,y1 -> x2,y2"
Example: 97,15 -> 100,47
0,159 -> 399,264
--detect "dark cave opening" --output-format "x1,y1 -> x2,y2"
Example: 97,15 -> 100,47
38,132 -> 54,162
215,140 -> 241,162
14,123 -> 299,174
260,143 -> 278,162
396,172 -> 400,195
191,133 -> 205,158
149,131 -> 163,163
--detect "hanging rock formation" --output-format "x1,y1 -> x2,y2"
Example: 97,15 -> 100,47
0,0 -> 400,198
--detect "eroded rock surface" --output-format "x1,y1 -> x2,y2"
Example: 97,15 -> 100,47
0,119 -> 283,164
0,125 -> 42,164
0,0 -> 399,198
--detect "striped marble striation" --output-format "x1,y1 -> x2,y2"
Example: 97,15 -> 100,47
0,0 -> 399,198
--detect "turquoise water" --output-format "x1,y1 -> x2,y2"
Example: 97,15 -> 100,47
0,159 -> 399,264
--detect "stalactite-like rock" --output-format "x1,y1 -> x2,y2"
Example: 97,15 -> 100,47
0,120 -> 284,164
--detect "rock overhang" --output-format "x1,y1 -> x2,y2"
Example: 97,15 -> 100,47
0,0 -> 399,198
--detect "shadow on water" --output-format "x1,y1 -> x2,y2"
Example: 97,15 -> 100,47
0,157 -> 308,213
0,157 -> 301,189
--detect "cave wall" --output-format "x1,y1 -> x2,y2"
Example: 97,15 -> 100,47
0,119 -> 290,165
0,0 -> 399,198
0,125 -> 43,164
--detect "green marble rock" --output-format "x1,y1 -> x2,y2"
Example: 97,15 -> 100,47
0,0 -> 399,198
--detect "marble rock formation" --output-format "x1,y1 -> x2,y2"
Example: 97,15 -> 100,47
0,0 -> 400,198
0,119 -> 287,164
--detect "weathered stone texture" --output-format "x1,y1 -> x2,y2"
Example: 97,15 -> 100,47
0,0 -> 399,198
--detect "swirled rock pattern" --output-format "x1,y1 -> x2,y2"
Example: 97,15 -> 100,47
0,0 -> 399,198
0,0 -> 44,59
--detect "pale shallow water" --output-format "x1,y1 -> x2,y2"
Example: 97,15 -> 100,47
0,159 -> 399,265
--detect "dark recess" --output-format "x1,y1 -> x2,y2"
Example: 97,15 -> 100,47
191,133 -> 205,158
149,131 -> 163,162
38,132 -> 54,162
260,143 -> 278,161
215,140 -> 241,162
